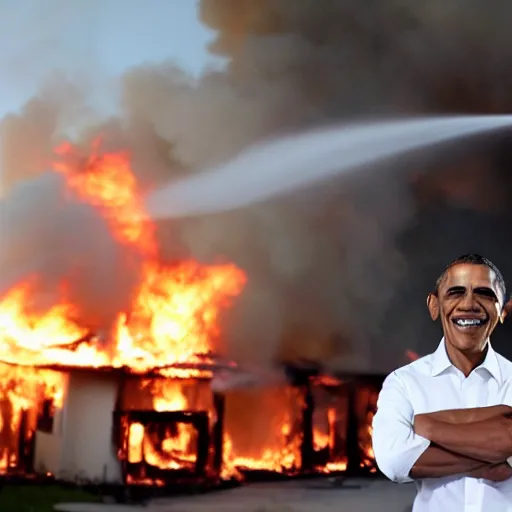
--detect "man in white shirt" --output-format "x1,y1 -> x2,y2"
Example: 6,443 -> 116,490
372,253 -> 512,511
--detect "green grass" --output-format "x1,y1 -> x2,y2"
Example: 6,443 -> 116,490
0,484 -> 100,512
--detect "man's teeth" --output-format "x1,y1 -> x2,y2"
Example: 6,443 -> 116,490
455,319 -> 483,327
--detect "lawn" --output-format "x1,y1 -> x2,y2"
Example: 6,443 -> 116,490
0,484 -> 100,512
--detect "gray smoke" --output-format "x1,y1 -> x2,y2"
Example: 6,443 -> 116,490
2,0 -> 512,371
0,172 -> 143,333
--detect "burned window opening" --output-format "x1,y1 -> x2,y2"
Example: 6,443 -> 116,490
116,410 -> 214,485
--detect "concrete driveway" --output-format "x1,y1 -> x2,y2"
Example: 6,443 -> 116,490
56,478 -> 415,512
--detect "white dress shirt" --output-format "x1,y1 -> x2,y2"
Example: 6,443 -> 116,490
372,339 -> 512,512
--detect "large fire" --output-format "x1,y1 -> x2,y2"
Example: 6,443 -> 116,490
0,141 -> 378,481
0,141 -> 246,370
0,141 -> 246,473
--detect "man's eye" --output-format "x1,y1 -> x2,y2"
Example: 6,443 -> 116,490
475,289 -> 497,300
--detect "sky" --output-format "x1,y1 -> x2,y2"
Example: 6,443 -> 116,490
0,0 -> 218,118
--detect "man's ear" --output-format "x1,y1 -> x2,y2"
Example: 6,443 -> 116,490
500,298 -> 512,324
427,293 -> 439,321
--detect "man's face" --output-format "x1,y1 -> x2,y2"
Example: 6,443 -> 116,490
431,263 -> 504,353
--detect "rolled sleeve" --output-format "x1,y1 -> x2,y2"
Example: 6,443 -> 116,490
372,371 -> 430,483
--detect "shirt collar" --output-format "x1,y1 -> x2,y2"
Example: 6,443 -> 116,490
431,338 -> 502,383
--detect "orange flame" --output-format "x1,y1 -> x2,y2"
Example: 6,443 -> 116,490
220,386 -> 304,477
0,141 -> 246,475
0,361 -> 66,473
0,141 -> 246,371
0,140 -> 379,480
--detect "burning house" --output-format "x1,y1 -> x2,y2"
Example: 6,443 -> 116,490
0,143 -> 381,491
0,362 -> 381,488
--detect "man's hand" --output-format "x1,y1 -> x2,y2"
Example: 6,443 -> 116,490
470,462 -> 512,482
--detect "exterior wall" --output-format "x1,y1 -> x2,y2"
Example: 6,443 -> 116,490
34,370 -> 122,484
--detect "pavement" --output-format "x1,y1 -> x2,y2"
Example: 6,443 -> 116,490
55,478 -> 416,512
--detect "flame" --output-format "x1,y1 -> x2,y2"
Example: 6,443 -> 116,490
113,260 -> 244,372
121,380 -> 211,476
127,423 -> 145,464
54,141 -> 153,250
358,389 -> 379,473
0,141 -> 246,371
127,421 -> 197,471
313,407 -> 335,451
0,141 -> 246,477
0,139 -> 380,481
226,422 -> 302,474
360,421 -> 377,473
0,362 -> 66,473
312,406 -> 349,473
221,386 -> 304,477
0,278 -> 88,357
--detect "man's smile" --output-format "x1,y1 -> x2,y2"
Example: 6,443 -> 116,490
450,316 -> 488,329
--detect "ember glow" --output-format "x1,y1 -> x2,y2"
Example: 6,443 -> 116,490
223,386 -> 304,474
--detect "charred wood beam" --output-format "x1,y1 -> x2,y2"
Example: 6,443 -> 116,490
5,360 -> 237,380
119,410 -> 208,425
300,384 -> 314,472
212,393 -> 225,475
195,414 -> 210,475
345,380 -> 363,475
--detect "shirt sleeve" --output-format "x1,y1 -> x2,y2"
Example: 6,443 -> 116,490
372,371 -> 431,483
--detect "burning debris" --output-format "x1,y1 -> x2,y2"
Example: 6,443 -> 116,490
0,361 -> 381,487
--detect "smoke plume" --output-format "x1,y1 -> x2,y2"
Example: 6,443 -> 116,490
2,0 -> 512,372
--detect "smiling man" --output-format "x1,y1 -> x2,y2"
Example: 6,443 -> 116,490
372,253 -> 512,511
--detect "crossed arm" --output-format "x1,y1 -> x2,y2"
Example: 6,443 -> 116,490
411,405 -> 512,480
372,372 -> 512,483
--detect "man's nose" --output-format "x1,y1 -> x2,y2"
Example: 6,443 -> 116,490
459,292 -> 479,310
